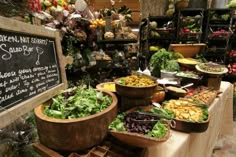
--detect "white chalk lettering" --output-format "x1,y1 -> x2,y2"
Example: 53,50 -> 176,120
29,90 -> 36,96
48,69 -> 57,73
36,82 -> 46,88
37,72 -> 46,77
10,76 -> 19,83
46,78 -> 54,83
31,38 -> 48,45
31,78 -> 40,84
20,37 -> 30,43
0,80 -> 8,87
20,74 -> 34,80
5,84 -> 18,92
16,89 -> 28,95
0,35 -> 19,43
0,44 -> 33,60
37,86 -> 47,93
18,69 -> 32,75
22,45 -> 33,56
23,80 -> 30,87
0,93 -> 14,103
0,71 -> 16,79
47,73 -> 58,78
33,66 -> 48,72
0,43 -> 12,60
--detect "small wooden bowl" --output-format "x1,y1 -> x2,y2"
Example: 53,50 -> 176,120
114,79 -> 158,98
166,85 -> 188,98
152,86 -> 166,103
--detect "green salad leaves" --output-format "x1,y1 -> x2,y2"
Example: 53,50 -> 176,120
44,87 -> 112,119
149,48 -> 183,77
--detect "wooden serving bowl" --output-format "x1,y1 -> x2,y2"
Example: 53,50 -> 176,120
114,78 -> 158,98
166,85 -> 188,99
172,117 -> 209,133
34,90 -> 118,151
109,106 -> 170,148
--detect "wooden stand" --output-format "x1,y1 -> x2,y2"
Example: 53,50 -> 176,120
32,140 -> 145,157
207,75 -> 222,90
119,96 -> 152,111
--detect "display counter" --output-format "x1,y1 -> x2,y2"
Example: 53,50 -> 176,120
143,81 -> 234,157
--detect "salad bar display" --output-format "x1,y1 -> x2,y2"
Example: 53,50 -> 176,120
3,2 -> 236,157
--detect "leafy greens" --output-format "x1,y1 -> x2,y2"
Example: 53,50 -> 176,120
44,87 -> 112,119
149,48 -> 183,77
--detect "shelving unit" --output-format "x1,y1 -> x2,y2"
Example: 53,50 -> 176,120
95,38 -> 139,80
203,9 -> 233,64
225,17 -> 236,80
139,16 -> 176,70
176,8 -> 204,44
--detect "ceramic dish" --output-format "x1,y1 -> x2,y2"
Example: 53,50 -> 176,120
196,63 -> 228,75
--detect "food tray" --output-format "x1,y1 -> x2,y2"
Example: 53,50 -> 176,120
163,99 -> 210,133
189,89 -> 218,106
172,116 -> 209,133
177,58 -> 200,69
109,128 -> 170,148
196,63 -> 228,75
109,106 -> 170,148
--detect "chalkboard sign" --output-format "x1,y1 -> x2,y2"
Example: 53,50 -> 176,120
0,16 -> 67,128
0,30 -> 62,111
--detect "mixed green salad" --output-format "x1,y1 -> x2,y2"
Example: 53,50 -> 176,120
44,87 -> 112,119
109,107 -> 174,138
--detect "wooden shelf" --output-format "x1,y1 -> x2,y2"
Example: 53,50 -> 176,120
97,39 -> 137,44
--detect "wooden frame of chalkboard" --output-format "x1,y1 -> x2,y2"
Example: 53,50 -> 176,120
0,16 -> 68,129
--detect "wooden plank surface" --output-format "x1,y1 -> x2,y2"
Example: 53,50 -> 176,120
32,142 -> 64,157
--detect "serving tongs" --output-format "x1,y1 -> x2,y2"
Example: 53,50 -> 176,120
132,111 -> 176,128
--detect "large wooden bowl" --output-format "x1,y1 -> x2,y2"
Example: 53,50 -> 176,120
169,43 -> 206,58
114,79 -> 158,98
34,90 -> 118,151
